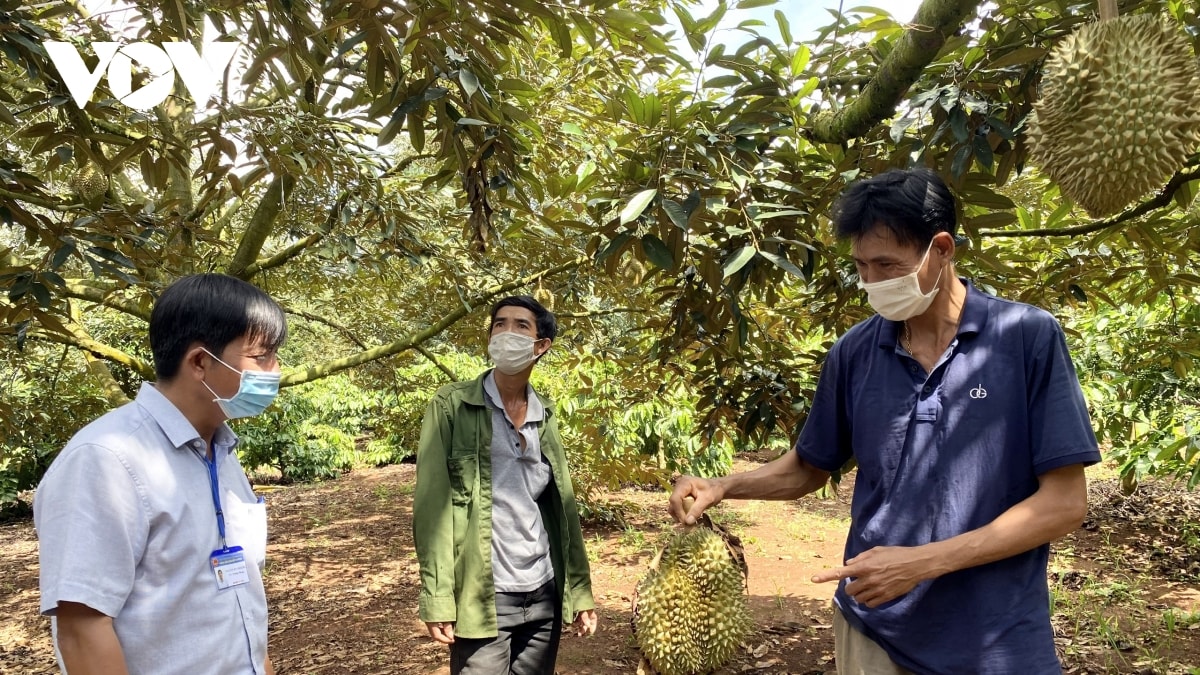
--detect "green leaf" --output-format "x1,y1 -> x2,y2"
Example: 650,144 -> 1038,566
950,145 -> 972,179
723,246 -> 756,277
596,232 -> 632,262
737,0 -> 776,8
560,122 -> 584,136
966,212 -> 1017,229
0,101 -> 17,126
87,246 -> 136,269
619,189 -> 657,225
950,107 -> 968,143
459,69 -> 480,100
759,250 -> 806,279
662,199 -> 688,229
498,78 -> 537,95
641,234 -> 675,270
776,10 -> 793,46
704,75 -> 742,89
986,47 -> 1047,70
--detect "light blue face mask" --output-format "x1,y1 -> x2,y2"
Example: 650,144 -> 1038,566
201,349 -> 281,419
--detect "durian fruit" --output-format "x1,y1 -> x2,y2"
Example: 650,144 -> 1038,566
532,285 -> 554,310
632,507 -> 750,675
68,164 -> 110,201
1026,14 -> 1200,217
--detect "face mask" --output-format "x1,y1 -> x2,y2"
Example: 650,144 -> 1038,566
488,332 -> 540,375
857,242 -> 945,321
201,349 -> 281,419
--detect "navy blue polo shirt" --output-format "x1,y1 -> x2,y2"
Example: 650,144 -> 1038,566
797,280 -> 1099,675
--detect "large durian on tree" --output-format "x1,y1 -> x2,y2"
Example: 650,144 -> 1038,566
632,506 -> 751,675
1026,13 -> 1200,217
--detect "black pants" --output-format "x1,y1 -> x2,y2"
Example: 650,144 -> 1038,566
450,580 -> 561,675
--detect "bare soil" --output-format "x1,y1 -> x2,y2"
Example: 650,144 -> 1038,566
2,454 -> 1198,674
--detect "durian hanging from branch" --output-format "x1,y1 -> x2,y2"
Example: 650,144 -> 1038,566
1025,3 -> 1200,217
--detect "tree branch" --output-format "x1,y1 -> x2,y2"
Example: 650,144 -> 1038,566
0,187 -> 77,212
226,173 -> 297,279
69,301 -> 132,405
556,307 -> 647,318
285,307 -> 367,349
979,168 -> 1200,238
416,345 -> 459,381
243,192 -> 349,278
243,231 -> 326,277
808,0 -> 983,143
33,325 -> 154,381
61,281 -> 151,321
282,257 -> 589,386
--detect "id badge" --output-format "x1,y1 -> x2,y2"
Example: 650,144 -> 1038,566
210,546 -> 249,589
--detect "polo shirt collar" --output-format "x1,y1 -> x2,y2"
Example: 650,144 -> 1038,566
483,371 -> 545,424
135,382 -> 239,453
875,277 -> 989,349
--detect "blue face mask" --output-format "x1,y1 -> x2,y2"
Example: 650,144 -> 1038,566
201,349 -> 281,419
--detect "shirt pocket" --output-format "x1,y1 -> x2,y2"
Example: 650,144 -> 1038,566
225,498 -> 268,569
446,455 -> 477,506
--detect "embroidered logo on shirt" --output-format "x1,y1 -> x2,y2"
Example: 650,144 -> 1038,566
969,384 -> 988,399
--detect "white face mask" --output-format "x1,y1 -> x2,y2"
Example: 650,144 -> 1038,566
488,332 -> 540,375
857,242 -> 945,321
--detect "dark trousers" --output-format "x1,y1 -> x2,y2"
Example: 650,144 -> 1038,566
450,579 -> 561,675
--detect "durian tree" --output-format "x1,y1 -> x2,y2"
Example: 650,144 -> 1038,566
3,0 -> 1200,495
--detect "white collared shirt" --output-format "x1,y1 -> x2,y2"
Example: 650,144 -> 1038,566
35,383 -> 269,674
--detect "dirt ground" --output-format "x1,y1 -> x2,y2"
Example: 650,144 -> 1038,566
2,455 -> 1199,674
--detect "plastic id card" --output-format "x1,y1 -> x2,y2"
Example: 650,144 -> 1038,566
210,546 -> 249,589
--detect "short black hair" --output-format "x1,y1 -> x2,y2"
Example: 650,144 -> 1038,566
489,295 -> 557,341
149,274 -> 287,381
832,168 -> 957,248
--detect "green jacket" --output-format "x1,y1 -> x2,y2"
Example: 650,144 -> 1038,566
412,370 -> 595,638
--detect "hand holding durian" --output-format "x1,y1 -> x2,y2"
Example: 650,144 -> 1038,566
632,496 -> 751,675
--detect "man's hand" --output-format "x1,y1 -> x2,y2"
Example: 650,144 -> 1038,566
425,621 -> 456,644
811,545 -> 936,608
571,609 -> 598,636
668,476 -> 724,525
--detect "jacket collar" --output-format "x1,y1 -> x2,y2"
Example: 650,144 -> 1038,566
464,369 -> 554,418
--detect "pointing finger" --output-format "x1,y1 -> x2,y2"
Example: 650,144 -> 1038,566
811,566 -> 851,584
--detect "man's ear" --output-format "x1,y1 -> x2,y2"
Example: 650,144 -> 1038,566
182,344 -> 211,380
934,231 -> 956,260
534,338 -> 553,359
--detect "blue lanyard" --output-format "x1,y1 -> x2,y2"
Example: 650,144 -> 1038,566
203,451 -> 228,550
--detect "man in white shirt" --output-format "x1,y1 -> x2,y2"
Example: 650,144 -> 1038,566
35,273 -> 286,674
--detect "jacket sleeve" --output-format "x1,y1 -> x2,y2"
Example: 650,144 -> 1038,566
413,394 -> 457,623
553,423 -> 596,616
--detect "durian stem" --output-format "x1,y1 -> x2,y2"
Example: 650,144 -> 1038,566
1098,0 -> 1118,20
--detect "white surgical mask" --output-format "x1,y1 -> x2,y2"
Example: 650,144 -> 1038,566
488,332 -> 539,375
857,242 -> 945,321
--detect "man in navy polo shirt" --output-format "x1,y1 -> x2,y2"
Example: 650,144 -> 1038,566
669,168 -> 1100,674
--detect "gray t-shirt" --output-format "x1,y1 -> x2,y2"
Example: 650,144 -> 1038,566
483,373 -> 554,593
35,383 -> 269,675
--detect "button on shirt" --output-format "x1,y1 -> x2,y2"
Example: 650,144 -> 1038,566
483,372 -> 555,593
35,383 -> 269,675
796,281 -> 1100,675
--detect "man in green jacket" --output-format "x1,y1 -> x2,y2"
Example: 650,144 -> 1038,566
414,295 -> 598,674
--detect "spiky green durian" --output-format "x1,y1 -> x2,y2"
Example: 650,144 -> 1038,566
1026,14 -> 1200,217
68,164 -> 109,201
633,525 -> 750,675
